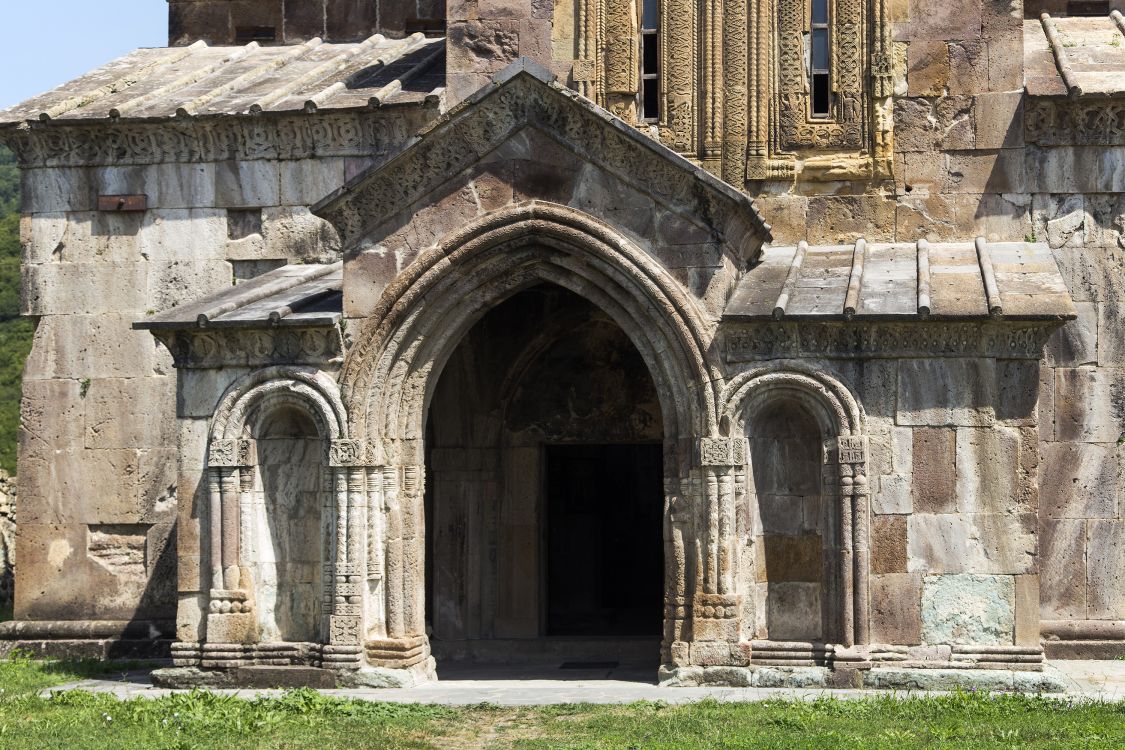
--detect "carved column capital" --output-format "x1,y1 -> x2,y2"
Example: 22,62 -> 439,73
208,439 -> 255,468
329,439 -> 366,467
699,437 -> 748,467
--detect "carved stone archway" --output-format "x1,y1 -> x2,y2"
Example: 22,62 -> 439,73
719,362 -> 869,651
201,366 -> 364,669
338,202 -> 747,674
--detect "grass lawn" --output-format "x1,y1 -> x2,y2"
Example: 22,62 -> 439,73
1,654 -> 1124,749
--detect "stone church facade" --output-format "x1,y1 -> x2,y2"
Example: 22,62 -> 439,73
0,0 -> 1120,688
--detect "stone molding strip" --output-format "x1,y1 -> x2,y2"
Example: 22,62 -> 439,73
0,619 -> 175,639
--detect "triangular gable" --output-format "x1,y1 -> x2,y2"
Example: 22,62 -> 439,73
312,58 -> 771,260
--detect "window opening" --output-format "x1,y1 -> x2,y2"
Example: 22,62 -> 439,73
810,0 -> 831,118
640,0 -> 660,121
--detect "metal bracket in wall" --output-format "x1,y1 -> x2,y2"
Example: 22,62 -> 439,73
97,194 -> 148,212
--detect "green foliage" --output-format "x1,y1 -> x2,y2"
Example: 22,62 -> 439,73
0,145 -> 28,475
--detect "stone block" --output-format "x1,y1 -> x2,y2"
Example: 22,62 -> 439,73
15,521 -> 156,622
1098,147 -> 1125,192
767,582 -> 821,641
94,163 -> 217,209
279,158 -> 347,206
907,41 -> 949,96
1087,520 -> 1125,619
972,92 -> 1026,150
148,258 -> 233,314
23,314 -> 161,381
1098,299 -> 1125,367
872,516 -> 908,574
892,426 -> 914,475
905,0 -> 982,41
23,262 -> 149,316
21,213 -> 67,264
912,427 -> 956,513
214,160 -> 280,208
1014,575 -> 1039,647
906,149 -> 1026,194
1041,442 -> 1117,519
955,426 -> 1020,515
1038,518 -> 1087,620
138,208 -> 228,263
261,206 -> 341,261
870,573 -> 923,645
1054,368 -> 1124,443
763,534 -> 822,582
897,359 -> 996,427
947,39 -> 988,96
874,473 -> 912,515
1047,303 -> 1098,367
908,512 -> 1036,575
176,593 -> 206,642
806,196 -> 896,244
177,369 -> 248,419
19,378 -> 85,457
21,167 -> 95,213
84,377 -> 175,450
996,360 -> 1039,426
1025,147 -> 1103,194
922,574 -> 1015,646
18,449 -> 143,525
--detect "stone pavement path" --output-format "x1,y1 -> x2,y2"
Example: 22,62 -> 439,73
41,661 -> 1125,705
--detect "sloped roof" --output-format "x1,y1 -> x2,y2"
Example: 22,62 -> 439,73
726,239 -> 1076,321
0,34 -> 444,125
135,263 -> 342,330
1025,12 -> 1125,97
313,59 -> 770,252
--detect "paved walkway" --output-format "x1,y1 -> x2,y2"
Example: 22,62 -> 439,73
44,661 -> 1125,705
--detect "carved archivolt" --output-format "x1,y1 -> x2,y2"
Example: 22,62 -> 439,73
211,366 -> 348,443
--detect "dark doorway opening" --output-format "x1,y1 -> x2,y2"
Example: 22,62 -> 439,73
546,444 -> 664,637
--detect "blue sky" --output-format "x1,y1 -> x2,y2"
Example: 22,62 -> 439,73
0,3 -> 167,108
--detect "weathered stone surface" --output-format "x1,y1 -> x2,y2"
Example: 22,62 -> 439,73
1054,368 -> 1125,443
912,428 -> 956,513
1041,442 -> 1118,519
907,42 -> 949,97
908,513 -> 1036,575
1047,303 -> 1098,367
897,360 -> 997,427
872,516 -> 908,574
955,426 -> 1020,514
874,473 -> 912,515
0,472 -> 15,609
1087,520 -> 1125,620
921,574 -> 1015,646
1038,519 -> 1087,620
871,573 -> 923,645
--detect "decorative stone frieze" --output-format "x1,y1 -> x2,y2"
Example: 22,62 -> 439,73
1025,97 -> 1125,146
1,111 -> 417,168
722,322 -> 1057,361
152,327 -> 342,369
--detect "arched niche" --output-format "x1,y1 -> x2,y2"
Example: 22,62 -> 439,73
720,363 -> 869,649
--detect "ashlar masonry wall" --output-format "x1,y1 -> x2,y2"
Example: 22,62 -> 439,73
12,112 -> 426,629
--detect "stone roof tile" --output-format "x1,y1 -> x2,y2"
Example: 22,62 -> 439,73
1025,12 -> 1125,97
725,239 -> 1077,321
0,35 -> 445,125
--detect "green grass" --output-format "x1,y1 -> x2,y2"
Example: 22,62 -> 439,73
2,655 -> 1125,749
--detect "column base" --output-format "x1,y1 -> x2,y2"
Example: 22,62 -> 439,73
0,619 -> 173,660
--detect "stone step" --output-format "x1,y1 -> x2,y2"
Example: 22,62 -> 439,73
233,665 -> 337,689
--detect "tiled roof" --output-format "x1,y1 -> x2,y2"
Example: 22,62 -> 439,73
0,34 -> 444,125
725,239 -> 1076,320
135,263 -> 342,330
1025,12 -> 1125,97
